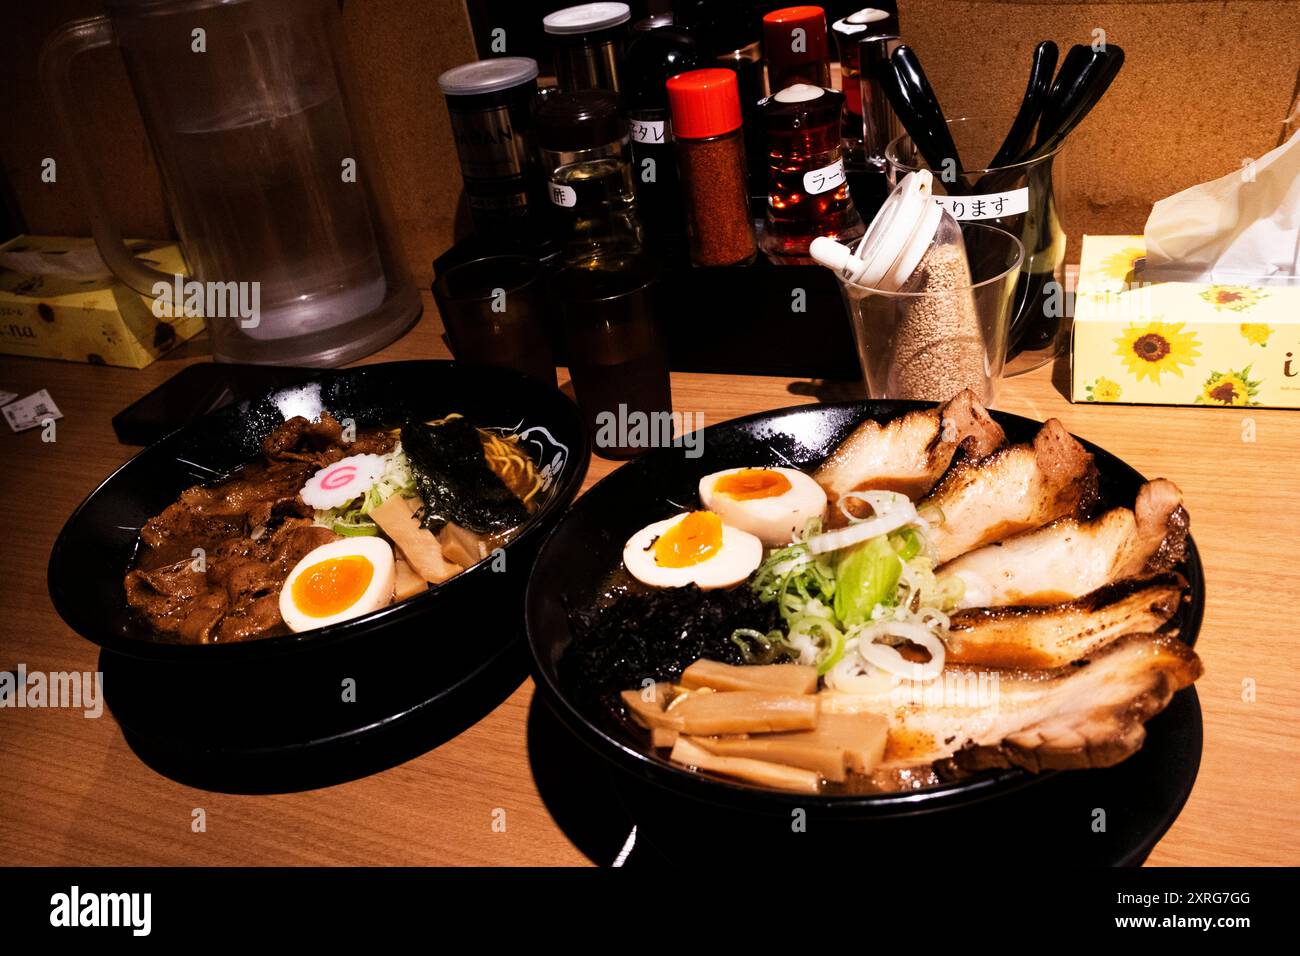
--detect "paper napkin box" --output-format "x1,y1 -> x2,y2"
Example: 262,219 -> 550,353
1070,234 -> 1300,409
0,235 -> 204,369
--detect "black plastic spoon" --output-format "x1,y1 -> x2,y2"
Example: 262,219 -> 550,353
976,43 -> 1124,192
1032,43 -> 1125,159
882,44 -> 966,188
988,40 -> 1058,169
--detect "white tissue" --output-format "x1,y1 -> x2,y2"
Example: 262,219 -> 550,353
1143,130 -> 1300,285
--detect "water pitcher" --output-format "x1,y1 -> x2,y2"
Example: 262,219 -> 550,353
40,0 -> 420,365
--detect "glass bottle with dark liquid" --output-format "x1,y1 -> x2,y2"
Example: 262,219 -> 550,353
760,84 -> 865,262
550,255 -> 672,460
622,24 -> 701,256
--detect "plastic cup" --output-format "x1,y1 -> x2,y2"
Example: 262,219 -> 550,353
432,255 -> 557,386
835,221 -> 1024,404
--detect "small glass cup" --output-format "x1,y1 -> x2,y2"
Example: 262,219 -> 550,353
886,116 -> 1066,375
549,255 -> 672,460
432,255 -> 557,387
835,222 -> 1024,404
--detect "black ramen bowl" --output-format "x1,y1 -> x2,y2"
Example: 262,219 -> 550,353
526,400 -> 1205,821
49,360 -> 589,664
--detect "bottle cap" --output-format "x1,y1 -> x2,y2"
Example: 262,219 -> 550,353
773,83 -> 825,103
813,170 -> 944,292
665,68 -> 743,138
763,6 -> 829,64
834,8 -> 898,36
437,57 -> 539,97
543,3 -> 631,36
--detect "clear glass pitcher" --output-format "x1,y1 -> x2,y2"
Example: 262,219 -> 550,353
40,0 -> 421,366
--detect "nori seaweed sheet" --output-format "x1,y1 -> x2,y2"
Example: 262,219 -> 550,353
560,584 -> 782,712
401,417 -> 529,534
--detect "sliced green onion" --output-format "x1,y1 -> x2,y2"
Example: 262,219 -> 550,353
332,517 -> 378,536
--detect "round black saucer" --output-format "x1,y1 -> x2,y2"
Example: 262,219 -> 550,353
101,625 -> 531,794
528,686 -> 1202,867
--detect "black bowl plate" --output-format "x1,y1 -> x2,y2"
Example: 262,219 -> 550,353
97,623 -> 535,794
526,400 -> 1205,819
49,360 -> 589,664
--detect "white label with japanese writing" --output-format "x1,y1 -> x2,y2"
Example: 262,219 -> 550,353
629,119 -> 666,145
548,182 -> 577,208
3,388 -> 62,432
933,187 -> 1029,220
803,160 -> 847,195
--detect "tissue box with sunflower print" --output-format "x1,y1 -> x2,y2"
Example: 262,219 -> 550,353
1071,234 -> 1300,409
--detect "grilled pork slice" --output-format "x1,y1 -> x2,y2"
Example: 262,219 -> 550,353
948,634 -> 1202,773
942,479 -> 1188,608
823,633 -> 1201,771
922,418 -> 1099,564
945,574 -> 1186,668
814,389 -> 1004,521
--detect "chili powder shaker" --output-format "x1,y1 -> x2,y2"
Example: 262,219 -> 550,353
623,25 -> 701,254
760,84 -> 865,261
666,68 -> 757,268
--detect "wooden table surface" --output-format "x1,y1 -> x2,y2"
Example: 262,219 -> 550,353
2,290 -> 1297,867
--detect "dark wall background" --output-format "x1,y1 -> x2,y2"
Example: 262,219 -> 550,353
1,0 -> 1296,285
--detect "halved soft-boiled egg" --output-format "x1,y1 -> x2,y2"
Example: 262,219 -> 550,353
623,510 -> 763,589
699,467 -> 828,547
279,537 -> 396,632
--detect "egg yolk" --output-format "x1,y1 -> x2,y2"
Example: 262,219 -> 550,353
714,468 -> 792,500
653,511 -> 724,568
292,555 -> 375,618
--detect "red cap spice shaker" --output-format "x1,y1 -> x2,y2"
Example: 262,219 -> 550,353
762,6 -> 831,92
666,68 -> 757,267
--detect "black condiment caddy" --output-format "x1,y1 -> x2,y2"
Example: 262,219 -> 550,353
435,3 -> 903,382
435,166 -> 893,382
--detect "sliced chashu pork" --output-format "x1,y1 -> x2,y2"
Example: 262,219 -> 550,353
944,573 -> 1185,668
823,632 -> 1201,772
922,418 -> 1099,564
815,389 -> 1004,523
942,478 -> 1188,608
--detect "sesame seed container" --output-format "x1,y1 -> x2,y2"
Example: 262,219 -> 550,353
814,171 -> 1023,404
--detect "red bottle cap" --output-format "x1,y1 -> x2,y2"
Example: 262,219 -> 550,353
665,68 -> 743,139
763,5 -> 828,67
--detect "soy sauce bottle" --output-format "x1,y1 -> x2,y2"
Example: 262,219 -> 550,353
622,24 -> 701,255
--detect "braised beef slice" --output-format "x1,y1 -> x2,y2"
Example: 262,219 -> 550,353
125,413 -> 390,643
261,412 -> 396,468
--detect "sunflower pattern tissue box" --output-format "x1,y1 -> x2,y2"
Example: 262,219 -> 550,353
1071,235 -> 1300,409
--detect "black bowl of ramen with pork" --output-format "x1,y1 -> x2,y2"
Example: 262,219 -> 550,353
49,360 -> 588,663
